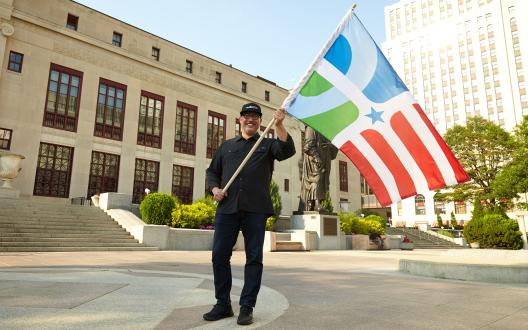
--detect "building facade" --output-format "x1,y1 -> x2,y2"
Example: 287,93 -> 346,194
383,0 -> 528,225
0,0 -> 365,216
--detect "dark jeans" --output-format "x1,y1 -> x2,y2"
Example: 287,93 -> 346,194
212,211 -> 267,308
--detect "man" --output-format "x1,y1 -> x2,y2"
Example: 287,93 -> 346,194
204,102 -> 295,325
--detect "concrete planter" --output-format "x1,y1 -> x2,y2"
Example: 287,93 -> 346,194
91,195 -> 100,207
400,242 -> 414,250
0,152 -> 25,188
470,242 -> 480,249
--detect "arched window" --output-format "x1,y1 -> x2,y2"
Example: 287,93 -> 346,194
415,194 -> 426,215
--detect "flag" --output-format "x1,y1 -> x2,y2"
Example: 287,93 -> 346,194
282,8 -> 469,207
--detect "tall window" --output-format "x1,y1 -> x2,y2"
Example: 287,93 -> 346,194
132,158 -> 159,203
284,178 -> 289,192
0,128 -> 12,150
434,194 -> 446,214
34,142 -> 74,198
172,165 -> 194,204
174,101 -> 197,155
112,32 -> 122,47
7,51 -> 23,73
215,71 -> 222,84
186,60 -> 193,73
152,47 -> 160,61
43,63 -> 83,132
87,151 -> 120,198
242,81 -> 247,93
235,118 -> 241,136
207,111 -> 226,158
66,14 -> 78,30
94,78 -> 126,141
265,90 -> 270,101
339,161 -> 348,192
415,194 -> 426,215
137,91 -> 164,148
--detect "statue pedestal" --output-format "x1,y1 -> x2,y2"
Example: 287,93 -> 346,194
0,187 -> 20,198
291,212 -> 342,250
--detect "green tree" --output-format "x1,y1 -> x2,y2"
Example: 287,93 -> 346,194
444,116 -> 515,209
493,115 -> 528,210
266,180 -> 282,231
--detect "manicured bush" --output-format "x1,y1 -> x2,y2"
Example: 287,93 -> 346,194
436,213 -> 443,228
339,213 -> 384,234
266,180 -> 282,231
479,214 -> 523,249
139,192 -> 177,225
464,213 -> 523,249
171,199 -> 216,229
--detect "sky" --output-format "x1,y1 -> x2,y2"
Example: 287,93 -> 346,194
75,0 -> 398,89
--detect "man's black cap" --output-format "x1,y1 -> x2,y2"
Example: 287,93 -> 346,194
240,103 -> 262,117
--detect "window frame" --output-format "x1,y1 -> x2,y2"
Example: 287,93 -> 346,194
0,128 -> 13,150
43,63 -> 83,132
152,47 -> 160,61
215,71 -> 222,84
415,194 -> 426,215
174,101 -> 197,155
284,178 -> 289,192
339,161 -> 348,192
172,164 -> 194,204
265,90 -> 270,101
33,142 -> 74,198
132,158 -> 160,203
87,151 -> 120,198
112,32 -> 122,47
66,13 -> 78,30
94,78 -> 127,141
137,90 -> 164,149
206,111 -> 226,158
186,60 -> 193,73
241,81 -> 247,93
7,51 -> 23,73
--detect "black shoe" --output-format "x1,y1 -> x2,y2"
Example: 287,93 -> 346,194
237,306 -> 253,325
203,304 -> 234,321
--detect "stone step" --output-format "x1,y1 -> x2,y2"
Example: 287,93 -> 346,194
275,241 -> 305,251
0,241 -> 144,247
0,236 -> 138,243
0,246 -> 159,252
0,223 -> 125,231
0,213 -> 111,219
0,232 -> 133,238
0,220 -> 122,227
0,227 -> 128,234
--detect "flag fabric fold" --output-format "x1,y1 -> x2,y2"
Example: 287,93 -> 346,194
283,8 -> 469,207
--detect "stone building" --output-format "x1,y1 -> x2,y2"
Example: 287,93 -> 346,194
0,0 -> 365,216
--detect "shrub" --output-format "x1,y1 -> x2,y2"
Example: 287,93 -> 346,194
437,229 -> 455,238
171,200 -> 216,229
339,213 -> 384,235
139,192 -> 177,225
479,214 -> 523,249
464,213 -> 523,249
436,213 -> 443,228
266,180 -> 282,231
364,214 -> 385,229
320,191 -> 334,213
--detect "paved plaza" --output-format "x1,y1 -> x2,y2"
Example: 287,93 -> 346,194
0,250 -> 527,329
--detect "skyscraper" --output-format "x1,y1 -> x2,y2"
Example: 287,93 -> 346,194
382,0 -> 528,225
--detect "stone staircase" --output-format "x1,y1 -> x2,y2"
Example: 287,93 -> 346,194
274,232 -> 305,251
0,198 -> 158,252
386,227 -> 465,249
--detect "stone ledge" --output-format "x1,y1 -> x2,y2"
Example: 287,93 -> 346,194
399,259 -> 528,284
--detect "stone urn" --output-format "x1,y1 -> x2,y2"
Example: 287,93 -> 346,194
0,152 -> 25,189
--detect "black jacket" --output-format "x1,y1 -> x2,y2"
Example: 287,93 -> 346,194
206,133 -> 296,215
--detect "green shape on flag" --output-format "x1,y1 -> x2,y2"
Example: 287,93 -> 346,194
299,71 -> 333,97
302,101 -> 359,140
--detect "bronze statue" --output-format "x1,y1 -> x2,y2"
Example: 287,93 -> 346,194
298,126 -> 338,212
